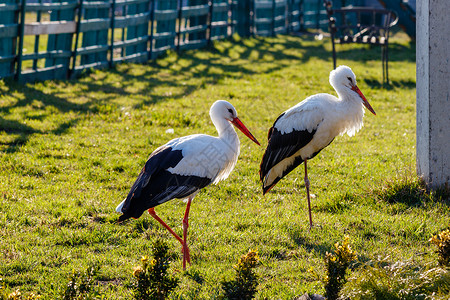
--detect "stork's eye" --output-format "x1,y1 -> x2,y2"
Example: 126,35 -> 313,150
227,108 -> 233,114
347,76 -> 353,84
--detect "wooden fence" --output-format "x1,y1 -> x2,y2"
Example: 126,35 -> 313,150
0,0 -> 330,82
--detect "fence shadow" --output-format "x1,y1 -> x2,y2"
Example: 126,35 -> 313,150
364,78 -> 416,90
0,34 -> 414,153
0,80 -> 90,152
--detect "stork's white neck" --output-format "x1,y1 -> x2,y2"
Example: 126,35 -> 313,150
212,117 -> 240,148
209,111 -> 240,184
333,89 -> 366,137
332,82 -> 351,101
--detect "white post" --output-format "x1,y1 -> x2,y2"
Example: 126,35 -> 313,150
416,0 -> 450,189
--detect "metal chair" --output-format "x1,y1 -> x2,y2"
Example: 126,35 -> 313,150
324,0 -> 398,84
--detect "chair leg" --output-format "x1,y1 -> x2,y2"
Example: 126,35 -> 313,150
381,46 -> 386,84
385,44 -> 389,85
332,40 -> 337,69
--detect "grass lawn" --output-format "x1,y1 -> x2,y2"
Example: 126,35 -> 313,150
0,32 -> 448,299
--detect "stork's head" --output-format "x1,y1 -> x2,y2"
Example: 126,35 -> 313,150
329,66 -> 376,115
210,100 -> 239,122
210,100 -> 260,145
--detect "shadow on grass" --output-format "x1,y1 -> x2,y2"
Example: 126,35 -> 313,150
363,78 -> 416,90
0,79 -> 89,152
0,34 -> 415,153
375,176 -> 450,208
0,36 -> 314,153
293,234 -> 333,256
289,231 -> 372,264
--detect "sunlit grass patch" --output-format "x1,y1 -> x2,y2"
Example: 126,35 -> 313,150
1,33 -> 447,298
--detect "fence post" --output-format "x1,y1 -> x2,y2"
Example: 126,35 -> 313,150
272,0 -> 276,36
148,0 -> 156,60
70,0 -> 83,78
286,0 -> 291,34
208,0 -> 213,45
299,0 -> 304,31
227,0 -> 231,37
109,0 -> 116,68
235,0 -> 251,37
251,0 -> 255,36
15,0 -> 26,81
32,0 -> 43,71
229,0 -> 235,36
416,0 -> 450,190
176,0 -> 182,52
0,0 -> 18,79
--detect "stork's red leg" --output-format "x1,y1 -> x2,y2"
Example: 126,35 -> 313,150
304,159 -> 313,229
182,197 -> 193,271
148,207 -> 191,267
148,208 -> 183,243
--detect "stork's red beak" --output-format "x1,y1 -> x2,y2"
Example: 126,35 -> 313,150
231,117 -> 261,146
351,85 -> 376,115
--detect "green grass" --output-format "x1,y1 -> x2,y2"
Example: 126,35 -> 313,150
0,33 -> 448,299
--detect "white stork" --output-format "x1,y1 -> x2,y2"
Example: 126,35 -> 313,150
116,100 -> 260,270
259,65 -> 376,228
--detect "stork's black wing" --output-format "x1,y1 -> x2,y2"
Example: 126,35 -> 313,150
259,113 -> 317,194
118,146 -> 212,221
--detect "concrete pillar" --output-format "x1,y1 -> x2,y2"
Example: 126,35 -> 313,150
416,0 -> 450,189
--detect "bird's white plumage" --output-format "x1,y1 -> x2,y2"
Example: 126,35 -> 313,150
165,133 -> 239,184
261,65 -> 373,190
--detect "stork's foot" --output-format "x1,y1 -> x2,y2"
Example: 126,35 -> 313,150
182,243 -> 191,270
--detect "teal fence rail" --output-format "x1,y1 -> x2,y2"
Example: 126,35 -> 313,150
0,0 -> 331,82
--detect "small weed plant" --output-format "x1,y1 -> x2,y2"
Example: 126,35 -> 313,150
429,229 -> 450,266
132,239 -> 179,300
221,249 -> 259,300
324,235 -> 357,300
62,265 -> 100,300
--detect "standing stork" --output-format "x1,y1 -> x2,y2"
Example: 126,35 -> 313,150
259,66 -> 376,228
116,100 -> 260,270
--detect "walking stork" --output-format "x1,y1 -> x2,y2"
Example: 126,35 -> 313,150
116,100 -> 260,270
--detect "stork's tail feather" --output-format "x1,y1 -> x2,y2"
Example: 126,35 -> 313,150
262,183 -> 275,195
115,198 -> 126,213
116,198 -> 131,223
262,174 -> 283,195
